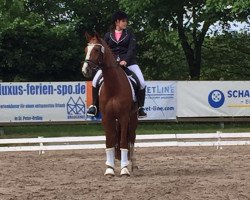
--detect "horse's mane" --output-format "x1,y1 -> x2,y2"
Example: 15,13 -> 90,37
99,38 -> 118,68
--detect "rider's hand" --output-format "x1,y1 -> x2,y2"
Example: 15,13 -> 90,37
119,60 -> 127,66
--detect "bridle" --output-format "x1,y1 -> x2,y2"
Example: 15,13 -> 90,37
83,43 -> 105,71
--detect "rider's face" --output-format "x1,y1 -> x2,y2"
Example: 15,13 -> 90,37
115,19 -> 128,30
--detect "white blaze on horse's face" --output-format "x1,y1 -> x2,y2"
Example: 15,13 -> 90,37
82,44 -> 95,75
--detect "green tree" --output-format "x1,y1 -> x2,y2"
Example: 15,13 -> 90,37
0,0 -> 81,81
202,32 -> 250,80
67,0 -> 120,39
0,0 -> 121,81
120,0 -> 250,79
1,0 -> 249,81
136,29 -> 188,80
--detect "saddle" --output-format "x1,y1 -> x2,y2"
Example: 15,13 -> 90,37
95,67 -> 140,101
121,66 -> 140,94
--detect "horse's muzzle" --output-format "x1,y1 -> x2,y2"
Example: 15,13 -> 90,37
82,70 -> 92,78
82,63 -> 92,78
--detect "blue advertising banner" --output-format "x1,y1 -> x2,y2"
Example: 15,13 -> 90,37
0,82 -> 86,123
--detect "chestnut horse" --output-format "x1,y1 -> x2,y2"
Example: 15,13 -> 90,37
82,32 -> 138,176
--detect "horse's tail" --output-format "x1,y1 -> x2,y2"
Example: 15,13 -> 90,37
115,120 -> 121,160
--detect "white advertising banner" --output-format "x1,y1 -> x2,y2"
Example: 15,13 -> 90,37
144,81 -> 177,120
177,81 -> 250,117
0,82 -> 86,123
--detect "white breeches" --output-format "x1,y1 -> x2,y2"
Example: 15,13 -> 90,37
92,64 -> 146,90
92,70 -> 102,88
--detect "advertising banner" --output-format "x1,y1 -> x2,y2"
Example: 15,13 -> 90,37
177,81 -> 250,117
0,82 -> 86,123
85,81 -> 177,121
144,81 -> 177,120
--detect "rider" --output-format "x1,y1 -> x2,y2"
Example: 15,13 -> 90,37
87,10 -> 147,118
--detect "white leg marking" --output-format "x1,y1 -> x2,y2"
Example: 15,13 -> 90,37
120,149 -> 130,176
121,148 -> 129,169
104,147 -> 115,176
105,147 -> 115,168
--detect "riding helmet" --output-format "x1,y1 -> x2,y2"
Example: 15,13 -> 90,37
112,11 -> 128,24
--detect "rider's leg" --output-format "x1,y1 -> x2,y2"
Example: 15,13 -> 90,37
86,86 -> 99,116
87,70 -> 102,117
137,88 -> 147,117
127,64 -> 147,118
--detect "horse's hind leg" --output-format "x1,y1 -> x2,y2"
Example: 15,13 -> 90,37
129,112 -> 138,171
115,121 -> 121,160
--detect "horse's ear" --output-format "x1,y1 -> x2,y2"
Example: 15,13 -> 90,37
94,32 -> 101,41
85,32 -> 92,42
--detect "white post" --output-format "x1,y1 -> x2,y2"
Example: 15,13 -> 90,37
38,136 -> 45,155
216,131 -> 222,150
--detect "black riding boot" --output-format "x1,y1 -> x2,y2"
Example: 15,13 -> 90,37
137,88 -> 147,118
87,86 -> 99,117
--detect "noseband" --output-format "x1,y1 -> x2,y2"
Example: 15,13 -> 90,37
83,43 -> 104,71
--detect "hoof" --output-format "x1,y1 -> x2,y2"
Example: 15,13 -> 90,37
104,168 -> 115,176
120,167 -> 130,176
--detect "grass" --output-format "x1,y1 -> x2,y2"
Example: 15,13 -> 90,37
1,122 -> 250,139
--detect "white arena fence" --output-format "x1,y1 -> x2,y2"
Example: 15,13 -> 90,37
0,132 -> 250,154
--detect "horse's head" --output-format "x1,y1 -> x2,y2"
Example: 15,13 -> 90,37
82,32 -> 105,78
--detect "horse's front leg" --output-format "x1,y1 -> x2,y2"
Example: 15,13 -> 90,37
104,147 -> 115,176
102,114 -> 116,176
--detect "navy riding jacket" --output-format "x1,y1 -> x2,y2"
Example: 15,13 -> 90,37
104,28 -> 137,66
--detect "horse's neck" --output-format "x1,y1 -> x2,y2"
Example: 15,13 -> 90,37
102,42 -> 117,70
102,44 -> 121,88
100,41 -> 127,93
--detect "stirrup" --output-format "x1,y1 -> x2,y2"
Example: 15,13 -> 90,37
138,107 -> 147,118
87,105 -> 98,117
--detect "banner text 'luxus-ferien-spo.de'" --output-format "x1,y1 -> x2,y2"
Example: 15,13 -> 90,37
0,82 -> 86,123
